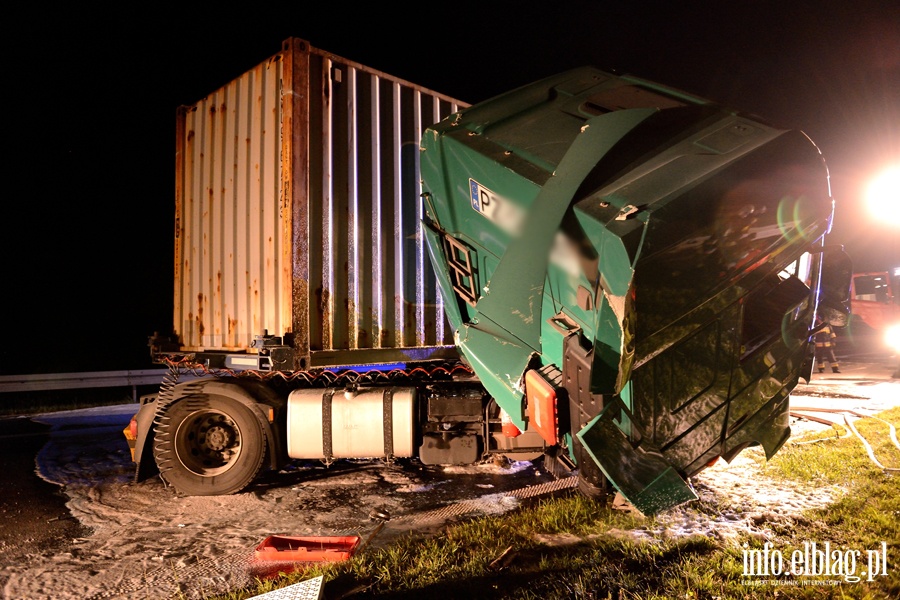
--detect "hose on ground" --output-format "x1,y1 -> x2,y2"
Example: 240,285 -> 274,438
790,406 -> 900,473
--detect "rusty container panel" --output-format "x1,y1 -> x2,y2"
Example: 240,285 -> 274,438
174,38 -> 467,368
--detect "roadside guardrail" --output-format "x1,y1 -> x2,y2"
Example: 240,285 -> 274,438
0,369 -> 176,402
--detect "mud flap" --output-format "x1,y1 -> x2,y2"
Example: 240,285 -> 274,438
576,402 -> 697,516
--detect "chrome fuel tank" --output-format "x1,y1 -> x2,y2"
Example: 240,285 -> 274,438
287,387 -> 415,459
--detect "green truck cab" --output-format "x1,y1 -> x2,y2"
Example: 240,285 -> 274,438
420,67 -> 849,514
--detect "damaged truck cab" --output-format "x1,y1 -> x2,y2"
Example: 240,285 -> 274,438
419,67 -> 849,514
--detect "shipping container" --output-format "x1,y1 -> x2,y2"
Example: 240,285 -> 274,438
173,38 -> 468,370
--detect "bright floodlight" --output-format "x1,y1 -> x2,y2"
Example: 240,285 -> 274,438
886,323 -> 900,353
866,165 -> 900,226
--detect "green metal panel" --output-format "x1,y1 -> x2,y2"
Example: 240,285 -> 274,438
420,78 -> 659,423
577,401 -> 698,516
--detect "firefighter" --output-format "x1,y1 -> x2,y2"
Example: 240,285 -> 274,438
815,322 -> 840,373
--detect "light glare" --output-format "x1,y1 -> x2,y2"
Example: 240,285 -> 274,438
886,323 -> 900,353
866,165 -> 900,226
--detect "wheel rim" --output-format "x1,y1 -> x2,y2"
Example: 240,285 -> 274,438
173,409 -> 243,476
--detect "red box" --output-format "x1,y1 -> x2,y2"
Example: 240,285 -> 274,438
253,535 -> 361,563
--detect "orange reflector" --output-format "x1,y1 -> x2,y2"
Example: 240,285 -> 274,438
525,369 -> 558,445
123,419 -> 137,462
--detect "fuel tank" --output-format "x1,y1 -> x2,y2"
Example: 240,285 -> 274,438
287,387 -> 416,460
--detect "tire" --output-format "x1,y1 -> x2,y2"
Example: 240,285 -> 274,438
154,394 -> 267,496
574,451 -> 608,500
576,471 -> 608,500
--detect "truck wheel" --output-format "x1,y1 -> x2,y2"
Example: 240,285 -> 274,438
576,471 -> 608,500
154,394 -> 267,496
575,454 -> 608,500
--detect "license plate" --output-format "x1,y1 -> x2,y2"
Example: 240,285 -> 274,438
469,179 -> 524,235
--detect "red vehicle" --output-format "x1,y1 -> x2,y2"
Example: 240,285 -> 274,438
849,269 -> 900,334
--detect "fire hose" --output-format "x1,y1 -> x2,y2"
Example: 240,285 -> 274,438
790,406 -> 900,473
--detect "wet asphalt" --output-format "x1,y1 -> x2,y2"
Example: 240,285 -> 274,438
0,417 -> 89,568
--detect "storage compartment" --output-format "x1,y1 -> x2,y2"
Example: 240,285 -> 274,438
287,387 -> 415,459
418,433 -> 481,465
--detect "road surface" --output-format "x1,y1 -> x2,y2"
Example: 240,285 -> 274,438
0,352 -> 897,599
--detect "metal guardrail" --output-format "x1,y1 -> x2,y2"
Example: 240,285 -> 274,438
0,369 -> 194,401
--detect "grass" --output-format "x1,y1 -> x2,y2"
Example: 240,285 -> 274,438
205,408 -> 900,600
754,408 -> 900,484
217,498 -> 727,600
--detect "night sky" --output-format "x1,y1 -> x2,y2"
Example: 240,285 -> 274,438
3,1 -> 898,375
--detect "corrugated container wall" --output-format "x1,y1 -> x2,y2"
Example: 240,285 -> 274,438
174,38 -> 468,369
